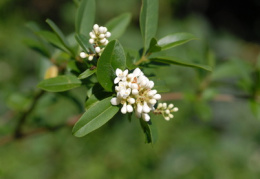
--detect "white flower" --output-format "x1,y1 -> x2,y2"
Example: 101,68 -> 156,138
114,69 -> 128,84
111,67 -> 164,122
154,102 -> 178,121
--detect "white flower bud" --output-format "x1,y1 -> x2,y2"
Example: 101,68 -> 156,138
131,83 -> 138,89
153,94 -> 161,100
89,38 -> 94,44
142,113 -> 150,121
135,110 -> 141,118
105,32 -> 111,38
127,98 -> 135,104
148,90 -> 157,96
111,97 -> 120,105
137,103 -> 143,113
93,24 -> 99,31
142,102 -> 150,113
100,38 -> 106,44
173,107 -> 179,112
165,117 -> 170,121
168,104 -> 174,109
104,39 -> 109,45
99,34 -> 105,38
132,89 -> 139,95
80,52 -> 87,58
157,103 -> 163,109
103,27 -> 108,33
149,99 -> 157,105
89,32 -> 96,38
148,81 -> 154,88
121,103 -> 127,114
88,56 -> 93,61
163,103 -> 167,109
127,104 -> 133,113
99,26 -> 105,33
169,114 -> 174,118
165,109 -> 170,114
95,47 -> 101,53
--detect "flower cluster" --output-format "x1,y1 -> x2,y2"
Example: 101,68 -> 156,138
154,103 -> 178,121
111,68 -> 162,121
80,24 -> 111,61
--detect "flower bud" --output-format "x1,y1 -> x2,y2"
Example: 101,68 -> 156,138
93,24 -> 99,31
153,94 -> 161,100
121,103 -> 127,114
168,104 -> 174,109
142,113 -> 150,121
127,98 -> 135,104
111,97 -> 120,105
127,104 -> 133,113
88,56 -> 93,61
106,32 -> 111,38
89,38 -> 94,44
95,47 -> 101,53
80,52 -> 87,58
99,34 -> 105,38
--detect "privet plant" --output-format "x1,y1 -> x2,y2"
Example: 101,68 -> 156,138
25,0 -> 211,143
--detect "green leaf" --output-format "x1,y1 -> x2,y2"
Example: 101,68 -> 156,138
78,68 -> 96,79
105,13 -> 131,40
157,32 -> 197,51
23,38 -> 51,58
139,118 -> 155,143
46,19 -> 74,56
36,31 -> 69,53
75,0 -> 95,35
150,56 -> 212,71
126,53 -> 137,70
148,38 -> 161,53
72,97 -> 119,137
97,40 -> 126,92
37,75 -> 81,92
140,0 -> 158,54
75,33 -> 95,53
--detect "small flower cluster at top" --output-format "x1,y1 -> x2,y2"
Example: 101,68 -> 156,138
154,103 -> 178,121
80,24 -> 111,61
110,68 -> 178,122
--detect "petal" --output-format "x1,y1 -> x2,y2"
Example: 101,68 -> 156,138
116,68 -> 122,76
114,77 -> 120,84
123,69 -> 129,76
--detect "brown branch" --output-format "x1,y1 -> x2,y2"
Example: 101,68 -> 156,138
14,90 -> 45,139
0,92 -> 252,146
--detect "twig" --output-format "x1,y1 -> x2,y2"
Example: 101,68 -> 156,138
13,90 -> 45,139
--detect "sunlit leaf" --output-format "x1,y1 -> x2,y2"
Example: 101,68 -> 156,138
150,56 -> 212,71
105,13 -> 131,40
140,0 -> 158,54
78,68 -> 96,79
97,40 -> 126,92
75,0 -> 95,35
37,75 -> 81,92
46,19 -> 74,56
72,97 -> 119,137
157,32 -> 197,51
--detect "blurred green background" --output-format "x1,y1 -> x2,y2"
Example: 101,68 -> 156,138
1,0 -> 260,178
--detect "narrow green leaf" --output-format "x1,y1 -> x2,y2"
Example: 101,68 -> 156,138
150,56 -> 212,71
148,38 -> 161,53
126,53 -> 137,70
105,13 -> 131,40
23,38 -> 51,58
75,33 -> 95,53
157,32 -> 197,51
72,97 -> 119,137
139,118 -> 155,143
140,0 -> 158,53
97,40 -> 126,92
46,19 -> 74,56
75,0 -> 95,35
78,68 -> 96,79
37,75 -> 82,92
36,31 -> 69,53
